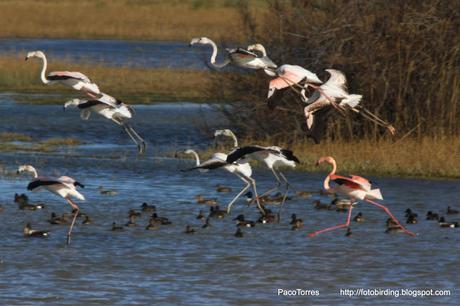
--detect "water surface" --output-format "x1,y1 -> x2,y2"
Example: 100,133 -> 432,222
0,98 -> 458,305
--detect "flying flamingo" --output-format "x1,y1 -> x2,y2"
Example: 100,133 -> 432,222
17,165 -> 86,244
64,92 -> 146,154
25,50 -> 100,98
302,69 -> 395,135
181,150 -> 265,215
308,156 -> 416,237
226,144 -> 300,220
267,64 -> 323,99
190,37 -> 277,71
246,43 -> 278,75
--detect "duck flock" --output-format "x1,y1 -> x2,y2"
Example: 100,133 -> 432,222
6,37 -> 458,244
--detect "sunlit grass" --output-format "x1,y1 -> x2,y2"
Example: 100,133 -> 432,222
196,136 -> 460,179
0,0 -> 267,41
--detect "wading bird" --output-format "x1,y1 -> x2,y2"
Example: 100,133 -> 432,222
64,93 -> 146,154
226,145 -> 300,220
17,165 -> 86,244
182,149 -> 208,173
190,37 -> 277,71
302,69 -> 395,135
308,156 -> 416,237
25,50 -> 100,98
181,151 -> 265,215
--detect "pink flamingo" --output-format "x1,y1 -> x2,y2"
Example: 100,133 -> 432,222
308,156 -> 416,237
267,64 -> 322,99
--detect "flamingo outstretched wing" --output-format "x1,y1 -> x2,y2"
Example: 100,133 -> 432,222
48,71 -> 92,83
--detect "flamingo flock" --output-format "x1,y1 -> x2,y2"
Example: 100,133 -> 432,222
11,37 -> 430,245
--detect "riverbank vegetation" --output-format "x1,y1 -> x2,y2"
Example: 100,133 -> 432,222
0,0 -> 265,42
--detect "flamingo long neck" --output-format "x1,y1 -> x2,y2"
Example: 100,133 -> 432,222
207,40 -> 229,68
29,166 -> 38,178
229,132 -> 238,148
188,150 -> 201,166
323,160 -> 337,191
258,45 -> 267,57
39,55 -> 49,84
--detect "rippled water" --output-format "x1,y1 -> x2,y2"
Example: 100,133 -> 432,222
0,38 -> 228,70
0,99 -> 459,305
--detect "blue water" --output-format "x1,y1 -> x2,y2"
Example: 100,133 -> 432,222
0,38 -> 227,70
0,97 -> 459,305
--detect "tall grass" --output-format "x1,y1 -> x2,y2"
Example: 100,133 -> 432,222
201,135 -> 460,178
209,0 -> 460,141
0,54 -> 218,102
0,0 -> 266,41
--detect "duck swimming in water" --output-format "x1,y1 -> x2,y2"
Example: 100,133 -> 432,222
145,219 -> 157,230
141,202 -> 156,212
111,222 -> 124,231
98,186 -> 118,196
195,195 -> 218,205
233,214 -> 256,227
352,212 -> 365,222
196,210 -> 205,221
185,225 -> 196,234
23,223 -> 49,238
447,206 -> 459,215
216,184 -> 232,193
438,217 -> 459,228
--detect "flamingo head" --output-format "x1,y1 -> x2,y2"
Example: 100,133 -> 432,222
189,37 -> 212,46
316,156 -> 336,167
25,50 -> 45,61
17,165 -> 36,175
214,129 -> 235,138
247,43 -> 266,55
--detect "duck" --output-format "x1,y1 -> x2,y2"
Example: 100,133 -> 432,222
23,223 -> 49,237
345,228 -> 352,237
151,213 -> 172,225
48,212 -> 69,225
352,212 -> 365,222
233,214 -> 255,227
202,217 -> 212,228
209,206 -> 226,219
426,211 -> 440,221
111,222 -> 124,231
98,186 -> 118,196
196,210 -> 205,221
216,184 -> 232,193
291,218 -> 304,230
141,202 -> 156,212
406,214 -> 418,224
332,198 -> 353,211
234,228 -> 244,237
16,197 -> 45,210
125,214 -> 137,227
14,193 -> 29,205
385,218 -> 403,233
257,209 -> 277,224
439,217 -> 459,228
185,225 -> 196,234
313,200 -> 332,210
145,219 -> 157,230
82,215 -> 92,225
405,208 -> 415,218
447,206 -> 459,215
129,209 -> 142,217
296,190 -> 313,199
290,214 -> 303,225
195,195 -> 218,205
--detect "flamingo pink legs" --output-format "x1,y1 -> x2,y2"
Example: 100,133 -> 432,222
365,199 -> 416,237
308,203 -> 353,237
66,197 -> 80,245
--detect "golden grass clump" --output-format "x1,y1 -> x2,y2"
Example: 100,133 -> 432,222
0,132 -> 32,142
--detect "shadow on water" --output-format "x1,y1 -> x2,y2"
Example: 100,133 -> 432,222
0,97 -> 459,305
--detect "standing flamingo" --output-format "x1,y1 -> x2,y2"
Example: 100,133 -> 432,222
303,69 -> 395,135
17,165 -> 86,244
64,92 -> 146,154
25,50 -> 100,98
190,37 -> 277,71
181,151 -> 265,215
309,156 -> 416,237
